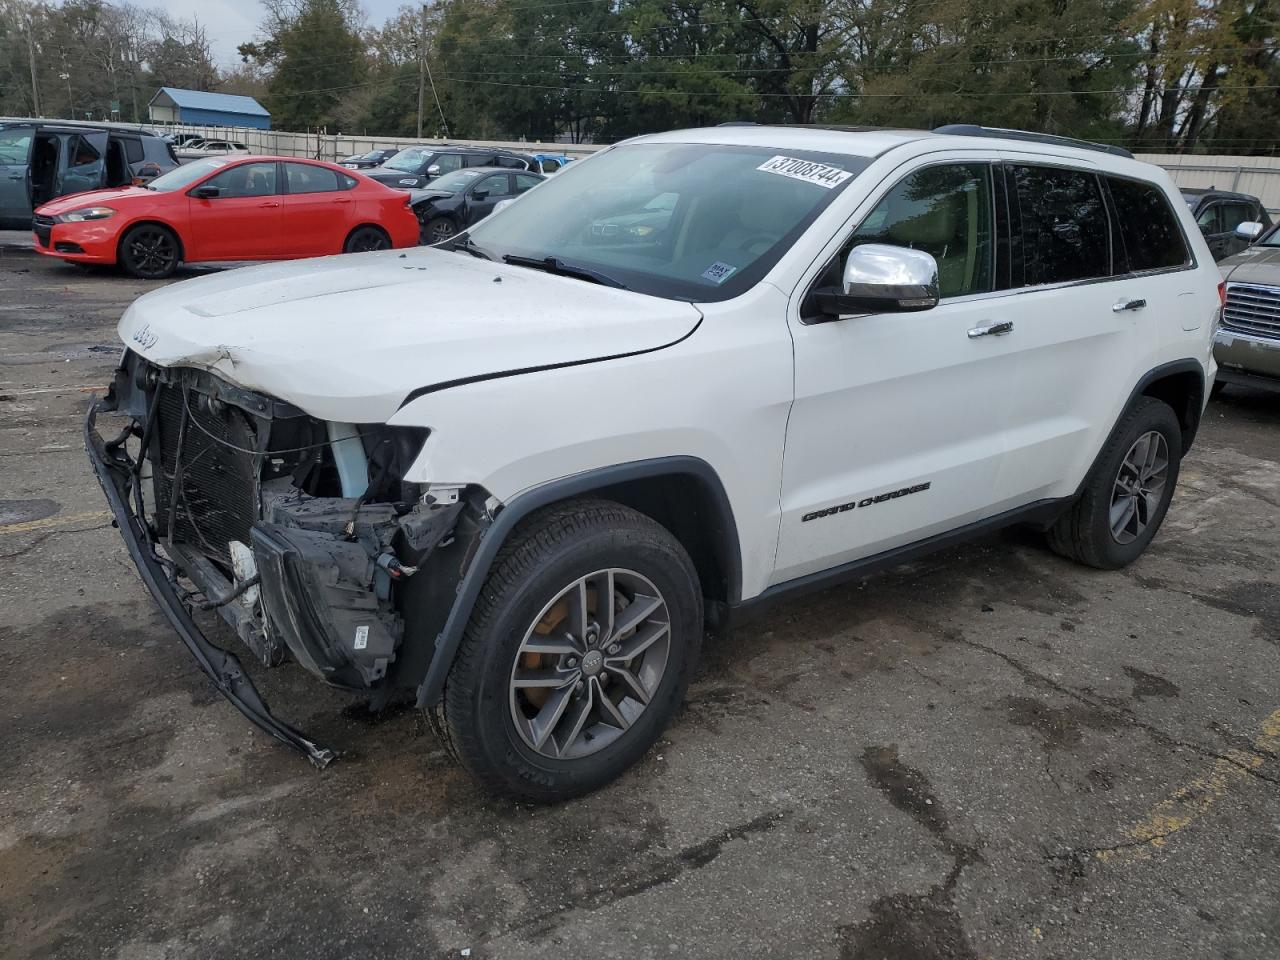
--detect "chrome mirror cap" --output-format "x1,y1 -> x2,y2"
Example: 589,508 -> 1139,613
842,243 -> 941,312
1235,221 -> 1265,242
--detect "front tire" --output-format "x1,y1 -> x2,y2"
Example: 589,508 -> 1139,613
118,224 -> 179,279
1046,396 -> 1183,569
433,499 -> 702,802
426,217 -> 457,245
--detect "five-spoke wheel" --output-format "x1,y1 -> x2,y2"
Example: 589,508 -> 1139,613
1110,430 -> 1169,544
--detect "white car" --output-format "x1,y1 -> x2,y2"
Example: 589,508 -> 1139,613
88,123 -> 1221,801
175,139 -> 250,160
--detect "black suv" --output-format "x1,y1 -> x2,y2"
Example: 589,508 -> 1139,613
365,145 -> 535,189
1182,187 -> 1273,261
0,119 -> 178,230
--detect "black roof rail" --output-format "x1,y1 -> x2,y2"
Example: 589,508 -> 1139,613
932,124 -> 1133,159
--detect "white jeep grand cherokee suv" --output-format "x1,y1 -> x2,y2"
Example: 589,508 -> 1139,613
88,123 -> 1222,801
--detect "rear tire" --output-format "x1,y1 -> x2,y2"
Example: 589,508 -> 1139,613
343,226 -> 391,253
433,499 -> 702,802
118,224 -> 179,279
1046,396 -> 1182,569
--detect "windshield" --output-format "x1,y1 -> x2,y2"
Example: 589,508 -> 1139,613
147,157 -> 229,192
466,142 -> 868,300
1257,225 -> 1280,246
385,148 -> 431,172
431,169 -> 484,193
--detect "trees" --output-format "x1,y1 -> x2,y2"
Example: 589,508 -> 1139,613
238,0 -> 368,131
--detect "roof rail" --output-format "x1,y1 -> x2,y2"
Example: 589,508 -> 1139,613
931,124 -> 1133,159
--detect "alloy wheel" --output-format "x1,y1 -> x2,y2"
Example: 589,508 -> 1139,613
126,228 -> 177,276
348,228 -> 390,253
508,568 -> 671,761
429,220 -> 456,244
1110,430 -> 1169,544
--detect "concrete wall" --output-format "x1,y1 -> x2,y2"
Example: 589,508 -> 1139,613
159,122 -> 1280,211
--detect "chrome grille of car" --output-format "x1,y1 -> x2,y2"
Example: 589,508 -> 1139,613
1222,283 -> 1280,340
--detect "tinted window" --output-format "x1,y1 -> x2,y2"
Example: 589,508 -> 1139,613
473,173 -> 511,197
1196,205 -> 1219,233
433,153 -> 464,174
849,163 -> 994,298
120,137 -> 144,163
1107,177 -> 1190,272
68,134 -> 102,169
285,163 -> 340,193
540,159 -> 561,173
1218,202 -> 1253,233
515,173 -> 542,193
1009,165 -> 1110,286
495,156 -> 527,169
203,162 -> 277,198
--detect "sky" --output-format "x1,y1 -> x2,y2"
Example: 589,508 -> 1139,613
141,0 -> 408,66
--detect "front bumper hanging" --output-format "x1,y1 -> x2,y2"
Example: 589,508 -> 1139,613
84,398 -> 339,768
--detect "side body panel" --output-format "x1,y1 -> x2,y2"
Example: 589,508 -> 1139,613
390,282 -> 795,601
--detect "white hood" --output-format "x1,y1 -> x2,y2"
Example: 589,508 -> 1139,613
119,247 -> 702,422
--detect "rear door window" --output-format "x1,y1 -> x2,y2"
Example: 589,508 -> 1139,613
1008,164 -> 1110,286
1106,176 -> 1190,272
284,163 -> 341,193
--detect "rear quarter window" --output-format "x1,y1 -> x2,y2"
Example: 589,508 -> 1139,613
1106,176 -> 1191,272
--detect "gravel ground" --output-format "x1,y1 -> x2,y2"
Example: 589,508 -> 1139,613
1,248 -> 1278,960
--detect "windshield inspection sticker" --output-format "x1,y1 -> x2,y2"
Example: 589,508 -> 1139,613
702,261 -> 738,284
757,155 -> 852,189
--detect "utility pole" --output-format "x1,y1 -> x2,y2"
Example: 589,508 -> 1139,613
416,3 -> 427,139
24,16 -> 41,116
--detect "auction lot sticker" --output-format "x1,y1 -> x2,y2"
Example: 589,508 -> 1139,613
757,156 -> 853,189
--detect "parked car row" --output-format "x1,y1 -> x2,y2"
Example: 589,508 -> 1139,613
32,156 -> 420,277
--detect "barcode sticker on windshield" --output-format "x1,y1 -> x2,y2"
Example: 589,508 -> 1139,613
757,156 -> 852,189
702,261 -> 737,284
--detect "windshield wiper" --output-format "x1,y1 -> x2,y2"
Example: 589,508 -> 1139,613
449,235 -> 492,260
501,254 -> 626,289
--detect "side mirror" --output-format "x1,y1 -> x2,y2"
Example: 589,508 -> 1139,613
192,185 -> 221,199
426,164 -> 441,176
472,189 -> 488,201
813,243 -> 940,318
1235,221 -> 1264,242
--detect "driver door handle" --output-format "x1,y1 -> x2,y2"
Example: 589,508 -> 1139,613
1113,298 -> 1147,313
967,320 -> 1014,339
257,201 -> 280,208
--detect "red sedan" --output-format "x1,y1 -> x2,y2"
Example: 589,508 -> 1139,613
33,156 -> 420,279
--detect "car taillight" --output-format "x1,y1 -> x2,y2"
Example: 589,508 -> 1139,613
1218,281 -> 1226,307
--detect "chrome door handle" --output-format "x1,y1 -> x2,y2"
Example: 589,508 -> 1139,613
967,320 -> 1014,339
1113,298 -> 1147,312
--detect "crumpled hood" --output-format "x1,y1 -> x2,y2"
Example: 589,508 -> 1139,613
1220,244 -> 1280,285
37,186 -> 151,216
118,246 -> 702,423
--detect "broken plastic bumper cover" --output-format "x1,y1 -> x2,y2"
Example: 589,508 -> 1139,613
84,398 -> 339,768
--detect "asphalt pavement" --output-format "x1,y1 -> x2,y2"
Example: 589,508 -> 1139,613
1,248 -> 1278,960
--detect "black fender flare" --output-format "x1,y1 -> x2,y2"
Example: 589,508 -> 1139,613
1074,357 -> 1207,497
414,455 -> 741,707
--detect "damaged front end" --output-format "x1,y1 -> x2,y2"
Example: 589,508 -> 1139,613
85,350 -> 483,765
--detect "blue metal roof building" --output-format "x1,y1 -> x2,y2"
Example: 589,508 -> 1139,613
147,87 -> 271,130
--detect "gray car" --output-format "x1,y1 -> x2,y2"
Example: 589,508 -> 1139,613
1215,220 -> 1280,393
0,120 -> 177,230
